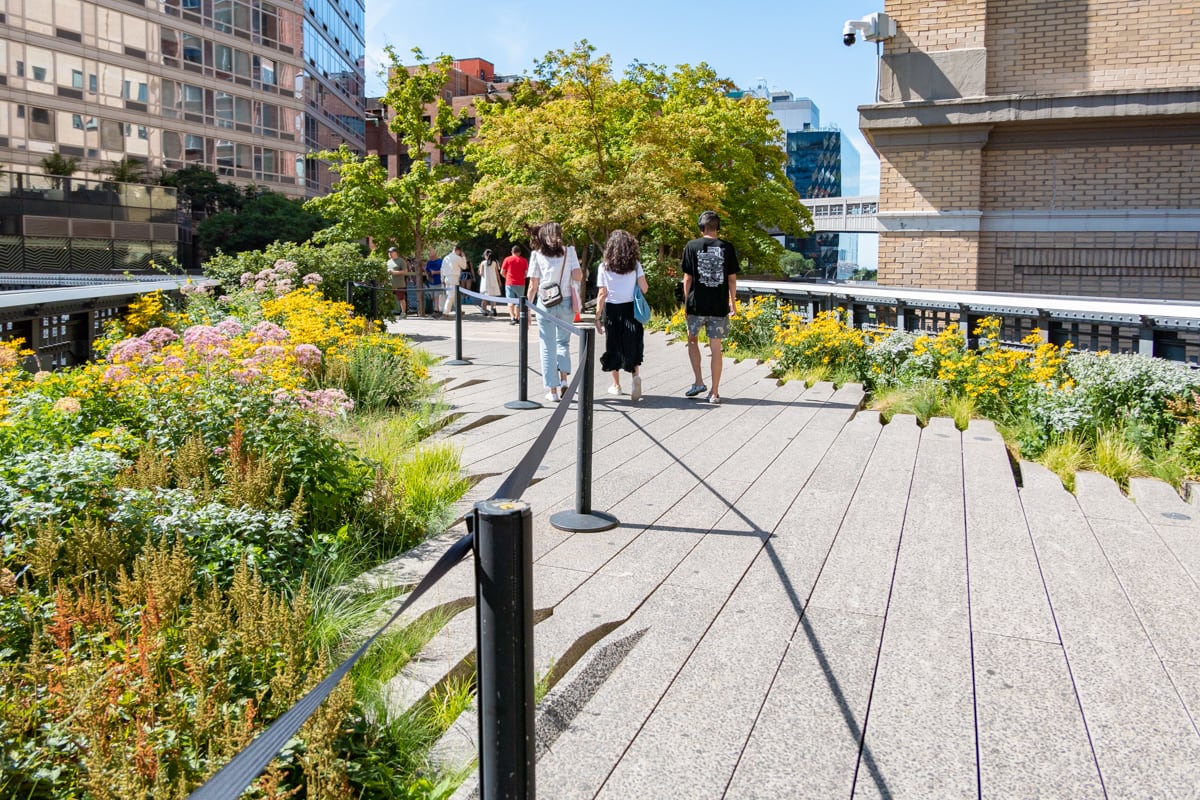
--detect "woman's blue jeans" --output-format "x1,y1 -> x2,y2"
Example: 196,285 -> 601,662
537,300 -> 575,389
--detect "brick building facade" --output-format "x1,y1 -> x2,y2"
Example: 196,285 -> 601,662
366,58 -> 513,179
862,0 -> 1200,299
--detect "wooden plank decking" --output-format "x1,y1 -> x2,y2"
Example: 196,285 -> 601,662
377,313 -> 1200,799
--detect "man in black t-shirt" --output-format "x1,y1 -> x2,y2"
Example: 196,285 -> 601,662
680,210 -> 740,404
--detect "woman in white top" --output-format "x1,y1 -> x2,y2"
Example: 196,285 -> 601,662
478,248 -> 502,316
526,222 -> 583,402
595,229 -> 649,401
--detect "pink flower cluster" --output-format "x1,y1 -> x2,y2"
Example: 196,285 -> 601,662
183,326 -> 231,350
248,321 -> 290,344
102,364 -> 132,383
302,273 -> 323,286
141,327 -> 179,348
232,367 -> 264,384
295,388 -> 355,418
243,259 -> 304,298
109,337 -> 154,364
53,396 -> 82,414
293,343 -> 322,369
179,282 -> 211,297
243,345 -> 285,369
215,319 -> 244,337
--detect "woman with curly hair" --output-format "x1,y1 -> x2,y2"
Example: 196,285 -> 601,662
595,229 -> 649,401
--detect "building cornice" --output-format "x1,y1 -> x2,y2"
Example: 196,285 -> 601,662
859,87 -> 1200,146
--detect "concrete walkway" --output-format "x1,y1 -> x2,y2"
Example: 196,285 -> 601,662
374,311 -> 1200,799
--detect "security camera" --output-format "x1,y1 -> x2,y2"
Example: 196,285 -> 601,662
842,21 -> 857,46
842,12 -> 896,46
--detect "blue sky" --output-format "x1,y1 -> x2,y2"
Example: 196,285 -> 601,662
365,1 -> 884,193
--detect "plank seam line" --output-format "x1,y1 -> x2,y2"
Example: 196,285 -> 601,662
849,423 -> 920,800
1017,480 -> 1109,798
588,384 -> 849,797
720,401 -> 882,799
961,431 -> 983,800
534,376 -> 819,567
1080,506 -> 1200,742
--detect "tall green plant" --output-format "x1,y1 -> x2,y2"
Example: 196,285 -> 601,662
40,151 -> 79,177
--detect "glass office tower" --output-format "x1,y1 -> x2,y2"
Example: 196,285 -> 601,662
0,0 -> 364,196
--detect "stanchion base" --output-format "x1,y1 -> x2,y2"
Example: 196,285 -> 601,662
504,399 -> 543,410
550,509 -> 619,533
445,359 -> 471,366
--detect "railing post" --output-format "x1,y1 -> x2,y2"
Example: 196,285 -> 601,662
474,498 -> 536,800
505,298 -> 541,410
368,279 -> 378,320
345,279 -> 353,306
1138,317 -> 1156,357
551,325 -> 618,532
447,286 -> 469,366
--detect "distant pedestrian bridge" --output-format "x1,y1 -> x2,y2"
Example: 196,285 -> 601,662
802,196 -> 879,233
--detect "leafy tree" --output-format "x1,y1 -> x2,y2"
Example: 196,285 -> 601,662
468,42 -> 810,268
99,156 -> 146,184
40,151 -> 79,177
307,47 -> 472,271
780,250 -> 818,277
198,191 -> 329,255
160,165 -> 244,216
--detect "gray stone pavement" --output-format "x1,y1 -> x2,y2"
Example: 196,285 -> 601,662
374,310 -> 1200,799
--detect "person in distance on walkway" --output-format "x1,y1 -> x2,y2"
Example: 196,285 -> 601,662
386,246 -> 408,317
423,249 -> 442,316
501,245 -> 528,325
681,210 -> 740,405
440,243 -> 467,316
596,229 -> 648,401
527,222 -> 583,402
479,248 -> 502,316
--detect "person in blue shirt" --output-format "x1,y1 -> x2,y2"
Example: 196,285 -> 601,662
424,250 -> 442,316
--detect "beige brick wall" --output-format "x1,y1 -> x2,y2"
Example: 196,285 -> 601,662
879,232 -> 981,289
880,146 -> 984,212
885,0 -> 987,55
985,0 -> 1200,94
981,231 -> 1200,298
982,142 -> 1200,210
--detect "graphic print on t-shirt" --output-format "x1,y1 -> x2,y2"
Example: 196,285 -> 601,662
696,245 -> 725,287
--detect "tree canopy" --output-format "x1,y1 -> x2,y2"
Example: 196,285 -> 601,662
199,190 -> 329,255
306,47 -> 472,264
468,42 -> 811,268
159,165 -> 244,216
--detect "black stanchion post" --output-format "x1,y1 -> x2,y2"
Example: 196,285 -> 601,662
505,298 -> 541,410
368,279 -> 378,320
446,285 -> 469,366
474,499 -> 536,800
551,325 -> 619,532
345,279 -> 353,306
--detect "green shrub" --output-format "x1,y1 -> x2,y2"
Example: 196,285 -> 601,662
202,240 -> 392,317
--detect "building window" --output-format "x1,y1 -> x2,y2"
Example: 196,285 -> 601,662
71,70 -> 84,89
183,83 -> 203,114
89,74 -> 97,93
15,61 -> 24,78
137,125 -> 148,140
183,33 -> 202,64
16,105 -> 24,119
32,66 -> 47,81
72,114 -> 84,129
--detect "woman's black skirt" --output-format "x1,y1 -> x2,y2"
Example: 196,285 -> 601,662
600,301 -> 644,373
